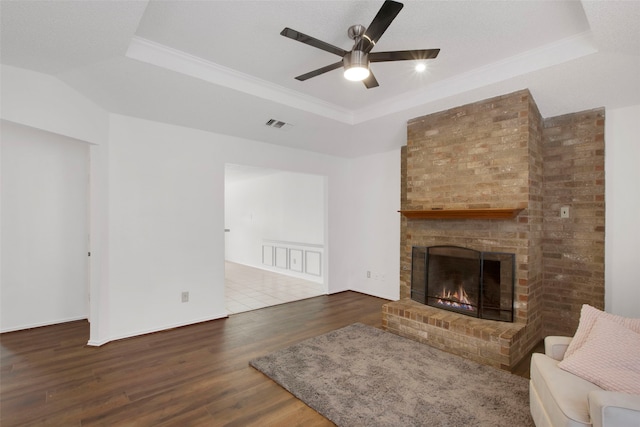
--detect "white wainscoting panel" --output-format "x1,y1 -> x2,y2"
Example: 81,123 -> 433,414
262,245 -> 274,266
305,251 -> 322,276
275,247 -> 288,269
289,249 -> 303,272
262,240 -> 323,282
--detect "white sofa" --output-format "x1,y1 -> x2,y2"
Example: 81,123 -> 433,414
529,336 -> 640,427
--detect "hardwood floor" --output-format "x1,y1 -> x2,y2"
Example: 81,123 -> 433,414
1,292 -> 541,426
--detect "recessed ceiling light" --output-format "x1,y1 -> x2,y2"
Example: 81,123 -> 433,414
415,63 -> 427,73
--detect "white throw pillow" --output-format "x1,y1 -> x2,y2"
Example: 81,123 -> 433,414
564,304 -> 640,359
558,316 -> 640,394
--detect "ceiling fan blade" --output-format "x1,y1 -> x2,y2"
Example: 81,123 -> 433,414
363,71 -> 379,89
295,61 -> 344,81
370,49 -> 440,62
360,0 -> 404,53
280,28 -> 348,57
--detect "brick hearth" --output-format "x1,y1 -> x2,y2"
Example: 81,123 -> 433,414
383,300 -> 527,370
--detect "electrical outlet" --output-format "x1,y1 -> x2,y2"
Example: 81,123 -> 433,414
366,271 -> 371,279
181,291 -> 189,303
560,206 -> 570,218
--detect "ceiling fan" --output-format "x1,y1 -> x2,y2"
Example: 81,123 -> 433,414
280,0 -> 440,89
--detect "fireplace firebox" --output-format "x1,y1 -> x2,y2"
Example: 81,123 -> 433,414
411,246 -> 515,322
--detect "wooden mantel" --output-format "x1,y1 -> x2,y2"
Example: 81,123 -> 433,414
399,208 -> 524,220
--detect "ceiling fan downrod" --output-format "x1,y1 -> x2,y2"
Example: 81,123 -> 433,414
344,25 -> 370,81
348,24 -> 374,51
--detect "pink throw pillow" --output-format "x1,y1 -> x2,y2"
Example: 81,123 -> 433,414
558,316 -> 640,394
564,304 -> 640,359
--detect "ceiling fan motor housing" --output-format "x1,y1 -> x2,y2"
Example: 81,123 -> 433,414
344,50 -> 369,69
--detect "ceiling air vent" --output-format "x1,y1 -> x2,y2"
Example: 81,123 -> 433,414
265,119 -> 288,129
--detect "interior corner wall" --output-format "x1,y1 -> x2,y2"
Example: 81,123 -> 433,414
1,120 -> 89,332
605,104 -> 640,318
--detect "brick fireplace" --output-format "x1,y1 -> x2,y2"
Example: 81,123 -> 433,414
382,89 -> 605,370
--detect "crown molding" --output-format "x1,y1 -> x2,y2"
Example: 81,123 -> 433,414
126,31 -> 597,128
125,36 -> 355,124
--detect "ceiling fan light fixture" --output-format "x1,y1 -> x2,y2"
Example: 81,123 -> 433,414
343,50 -> 370,81
344,65 -> 370,81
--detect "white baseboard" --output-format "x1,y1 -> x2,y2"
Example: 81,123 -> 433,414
1,315 -> 88,334
86,337 -> 110,347
347,287 -> 398,302
85,311 -> 229,347
327,286 -> 350,294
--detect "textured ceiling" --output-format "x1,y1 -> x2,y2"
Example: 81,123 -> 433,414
1,1 -> 639,158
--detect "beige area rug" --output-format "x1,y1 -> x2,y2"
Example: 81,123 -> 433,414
250,323 -> 534,426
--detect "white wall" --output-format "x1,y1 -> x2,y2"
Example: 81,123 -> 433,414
268,172 -> 324,243
605,104 -> 640,317
348,149 -> 402,301
1,120 -> 89,331
105,115 -> 227,340
103,114 -> 352,343
225,170 -> 325,270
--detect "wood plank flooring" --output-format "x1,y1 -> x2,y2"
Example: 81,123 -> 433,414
1,291 -> 540,426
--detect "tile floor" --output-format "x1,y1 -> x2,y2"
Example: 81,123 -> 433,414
225,261 -> 325,314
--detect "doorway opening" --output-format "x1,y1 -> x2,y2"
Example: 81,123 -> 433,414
224,164 -> 327,314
